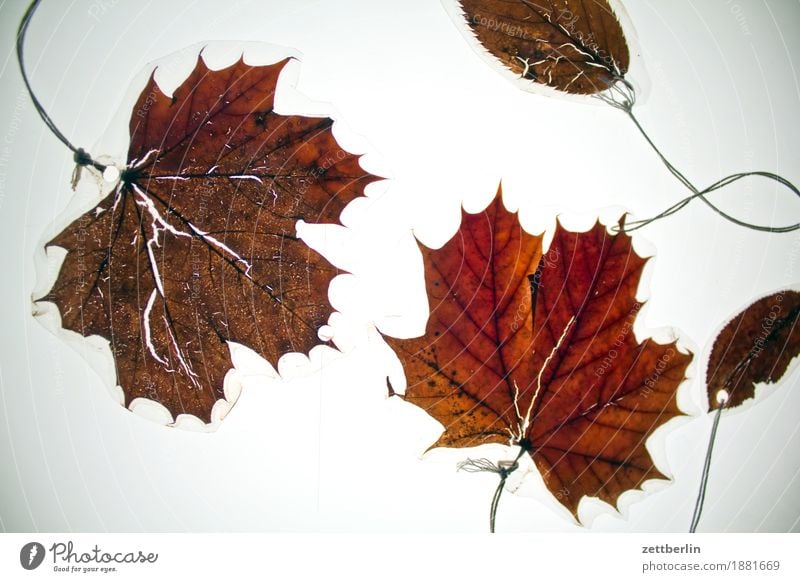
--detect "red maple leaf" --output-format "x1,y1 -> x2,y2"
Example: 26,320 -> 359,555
386,187 -> 692,517
38,55 -> 378,422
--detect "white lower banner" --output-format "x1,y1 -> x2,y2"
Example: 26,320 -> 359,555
1,533 -> 798,581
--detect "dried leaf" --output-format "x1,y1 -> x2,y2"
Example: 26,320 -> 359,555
39,56 -> 377,422
456,0 -> 629,94
386,187 -> 691,516
707,290 -> 800,410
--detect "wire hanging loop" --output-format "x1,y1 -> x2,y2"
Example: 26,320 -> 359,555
17,0 -> 107,188
594,77 -> 800,234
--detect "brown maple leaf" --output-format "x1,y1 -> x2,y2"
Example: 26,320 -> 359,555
386,187 -> 692,517
456,0 -> 630,94
707,290 -> 800,410
37,55 -> 378,423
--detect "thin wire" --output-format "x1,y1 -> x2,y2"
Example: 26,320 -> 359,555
623,111 -> 799,233
689,400 -> 727,532
16,0 -> 106,173
595,80 -> 799,234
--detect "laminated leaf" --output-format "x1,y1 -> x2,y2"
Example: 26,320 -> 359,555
456,0 -> 630,94
386,187 -> 691,516
707,290 -> 800,410
38,55 -> 377,422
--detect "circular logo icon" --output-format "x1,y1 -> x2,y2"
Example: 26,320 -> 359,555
20,542 -> 45,570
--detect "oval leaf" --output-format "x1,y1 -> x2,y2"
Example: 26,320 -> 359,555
38,55 -> 378,423
456,0 -> 629,94
707,290 -> 800,410
386,187 -> 691,517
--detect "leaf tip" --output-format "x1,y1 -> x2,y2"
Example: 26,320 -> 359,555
385,376 -> 406,400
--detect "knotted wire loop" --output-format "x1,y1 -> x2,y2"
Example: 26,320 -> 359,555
17,0 -> 107,188
593,78 -> 799,234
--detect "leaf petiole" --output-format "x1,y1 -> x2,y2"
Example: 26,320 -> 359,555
459,442 -> 530,533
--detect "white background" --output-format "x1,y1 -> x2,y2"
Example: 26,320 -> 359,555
0,0 -> 799,533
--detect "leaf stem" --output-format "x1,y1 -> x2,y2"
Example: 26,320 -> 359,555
489,441 -> 529,533
489,475 -> 507,534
